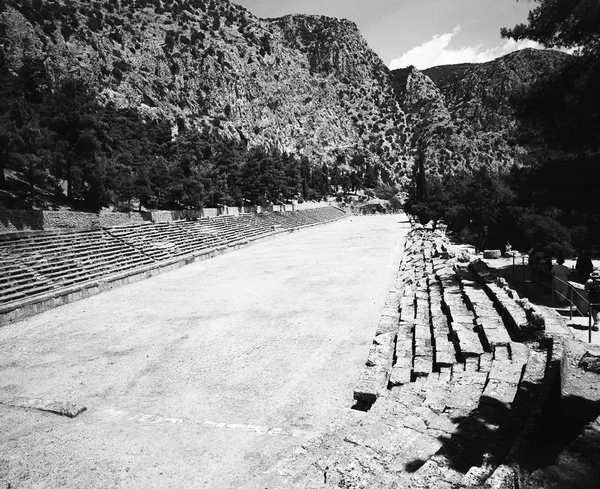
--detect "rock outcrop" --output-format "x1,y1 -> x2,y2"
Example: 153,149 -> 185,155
0,0 -> 411,178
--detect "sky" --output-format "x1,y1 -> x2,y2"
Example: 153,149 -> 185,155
232,0 -> 544,70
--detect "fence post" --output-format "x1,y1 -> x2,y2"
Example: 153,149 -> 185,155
570,286 -> 573,320
589,306 -> 593,344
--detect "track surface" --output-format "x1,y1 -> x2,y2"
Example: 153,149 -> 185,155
0,214 -> 410,488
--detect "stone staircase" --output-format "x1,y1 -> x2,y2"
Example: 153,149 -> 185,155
249,226 -> 568,489
0,207 -> 347,324
0,229 -> 154,306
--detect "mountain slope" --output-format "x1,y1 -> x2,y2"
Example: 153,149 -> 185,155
0,0 -> 411,179
391,49 -> 573,180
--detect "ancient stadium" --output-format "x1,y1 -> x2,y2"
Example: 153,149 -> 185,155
1,206 -> 599,489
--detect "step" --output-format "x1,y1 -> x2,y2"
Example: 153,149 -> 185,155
481,343 -> 529,409
0,282 -> 56,304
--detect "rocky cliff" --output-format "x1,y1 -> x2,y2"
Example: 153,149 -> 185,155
391,48 -> 573,179
0,0 -> 411,182
0,0 -> 580,201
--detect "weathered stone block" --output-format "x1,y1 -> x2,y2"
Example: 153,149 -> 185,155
481,379 -> 519,407
389,366 -> 412,386
354,367 -> 390,402
375,314 -> 399,336
451,321 -> 485,357
483,250 -> 502,259
413,356 -> 433,376
435,348 -> 456,367
561,339 -> 600,402
0,397 -> 87,418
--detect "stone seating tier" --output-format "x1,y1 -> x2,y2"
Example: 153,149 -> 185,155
0,207 -> 347,317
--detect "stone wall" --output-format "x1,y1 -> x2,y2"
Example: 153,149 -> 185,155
149,209 -> 204,223
0,202 -> 332,232
0,209 -> 150,232
0,209 -> 44,232
293,202 -> 328,210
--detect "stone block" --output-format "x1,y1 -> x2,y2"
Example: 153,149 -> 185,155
510,341 -> 530,366
375,314 -> 399,336
465,356 -> 479,372
483,249 -> 502,259
354,367 -> 390,402
494,345 -> 511,361
415,343 -> 433,357
561,339 -> 600,402
479,352 -> 494,373
389,366 -> 412,386
395,330 -> 413,358
435,348 -> 456,367
451,321 -> 485,357
481,379 -> 519,407
477,317 -> 511,347
484,464 -> 517,489
0,397 -> 87,418
472,302 -> 497,318
381,305 -> 400,320
385,291 -> 402,311
487,361 -> 525,383
413,356 -> 433,377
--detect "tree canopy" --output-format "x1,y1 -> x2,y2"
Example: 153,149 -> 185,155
501,0 -> 600,56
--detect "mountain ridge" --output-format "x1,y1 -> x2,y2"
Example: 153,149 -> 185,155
0,0 -> 585,212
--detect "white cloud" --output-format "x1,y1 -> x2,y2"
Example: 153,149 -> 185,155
389,25 -> 546,70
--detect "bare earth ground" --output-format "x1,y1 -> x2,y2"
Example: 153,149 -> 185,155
0,214 -> 410,489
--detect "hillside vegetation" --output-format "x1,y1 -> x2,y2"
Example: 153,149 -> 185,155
0,0 -> 410,210
1,0 -> 598,257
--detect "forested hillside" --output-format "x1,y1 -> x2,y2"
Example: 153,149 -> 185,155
397,46 -> 600,257
0,0 -> 410,211
1,0 -> 598,258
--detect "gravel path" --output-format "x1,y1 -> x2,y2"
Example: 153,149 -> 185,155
0,214 -> 410,488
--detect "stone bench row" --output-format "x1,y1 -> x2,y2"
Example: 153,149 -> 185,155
469,259 -> 544,340
0,246 -> 155,305
354,228 -> 471,403
339,226 -> 556,488
0,208 -> 347,318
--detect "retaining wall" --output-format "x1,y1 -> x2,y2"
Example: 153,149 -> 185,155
0,209 -> 150,232
0,203 -> 331,232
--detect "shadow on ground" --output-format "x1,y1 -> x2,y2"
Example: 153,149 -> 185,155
404,375 -> 600,486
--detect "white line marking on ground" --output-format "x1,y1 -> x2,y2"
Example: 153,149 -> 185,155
101,407 -> 319,439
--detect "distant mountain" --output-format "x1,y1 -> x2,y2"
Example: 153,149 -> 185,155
424,49 -> 572,134
0,0 -> 586,211
391,48 -> 573,179
0,0 -> 411,181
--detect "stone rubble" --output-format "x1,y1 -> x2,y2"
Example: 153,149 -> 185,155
252,225 -> 565,488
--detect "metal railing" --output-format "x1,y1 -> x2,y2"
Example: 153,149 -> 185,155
509,254 -> 598,343
552,274 -> 599,343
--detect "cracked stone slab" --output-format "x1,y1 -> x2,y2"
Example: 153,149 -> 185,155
354,366 -> 390,402
413,356 -> 433,377
481,379 -> 519,407
390,366 -> 412,386
376,314 -> 399,336
561,339 -> 600,402
435,348 -> 456,368
451,321 -> 485,357
509,342 -> 530,365
0,397 -> 87,418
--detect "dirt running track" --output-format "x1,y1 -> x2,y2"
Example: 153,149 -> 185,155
0,214 -> 410,488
